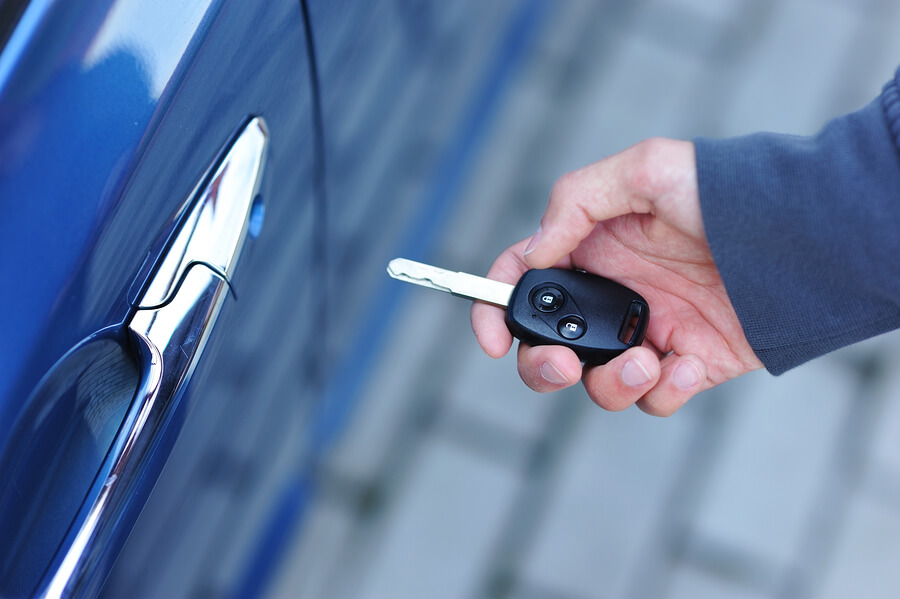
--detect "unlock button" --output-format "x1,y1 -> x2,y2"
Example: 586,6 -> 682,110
557,315 -> 586,340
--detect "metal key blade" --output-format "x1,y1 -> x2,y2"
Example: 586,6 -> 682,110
387,258 -> 514,307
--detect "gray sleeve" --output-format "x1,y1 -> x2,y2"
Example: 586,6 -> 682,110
694,68 -> 900,375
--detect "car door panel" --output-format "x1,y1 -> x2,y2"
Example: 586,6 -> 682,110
0,0 -> 317,595
0,0 -> 538,595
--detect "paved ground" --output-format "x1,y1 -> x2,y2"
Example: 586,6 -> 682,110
268,1 -> 900,597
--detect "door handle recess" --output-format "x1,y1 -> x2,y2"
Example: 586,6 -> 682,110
40,117 -> 268,598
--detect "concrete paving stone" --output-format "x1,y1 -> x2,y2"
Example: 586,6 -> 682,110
266,497 -> 358,599
871,7 -> 900,79
688,358 -> 856,569
665,562 -> 773,599
648,0 -> 747,24
553,32 -> 708,167
829,329 -> 900,365
517,401 -> 698,599
440,2 -> 735,265
325,290 -> 460,480
437,75 -> 555,270
826,2 -> 900,109
326,2 -> 520,297
204,401 -> 310,595
451,2 -> 706,204
824,0 -> 889,18
351,437 -> 520,599
508,579 -> 593,599
720,0 -> 869,136
860,338 -> 900,495
526,0 -> 617,74
632,0 -> 737,60
269,2 -> 900,597
443,348 -> 557,443
438,1 -> 637,271
817,493 -> 900,599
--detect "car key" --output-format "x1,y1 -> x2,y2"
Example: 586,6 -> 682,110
387,258 -> 649,364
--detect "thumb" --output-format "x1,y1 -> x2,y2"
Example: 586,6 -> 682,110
523,151 -> 646,270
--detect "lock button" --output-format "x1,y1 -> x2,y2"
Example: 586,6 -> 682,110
532,286 -> 564,312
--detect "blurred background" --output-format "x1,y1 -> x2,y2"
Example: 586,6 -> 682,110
267,0 -> 900,598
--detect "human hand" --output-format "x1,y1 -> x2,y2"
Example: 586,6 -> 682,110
470,138 -> 763,416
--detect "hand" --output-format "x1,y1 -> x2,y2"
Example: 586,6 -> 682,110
470,138 -> 763,416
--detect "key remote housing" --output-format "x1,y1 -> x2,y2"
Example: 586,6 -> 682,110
505,268 -> 649,364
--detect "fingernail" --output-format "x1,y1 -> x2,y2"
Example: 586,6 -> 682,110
540,361 -> 569,385
621,359 -> 651,387
524,226 -> 542,256
673,362 -> 701,391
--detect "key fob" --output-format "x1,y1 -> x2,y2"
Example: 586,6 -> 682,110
505,268 -> 649,364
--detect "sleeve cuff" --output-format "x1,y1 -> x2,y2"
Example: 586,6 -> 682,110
695,72 -> 900,374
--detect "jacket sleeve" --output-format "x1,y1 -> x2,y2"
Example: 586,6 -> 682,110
694,67 -> 900,375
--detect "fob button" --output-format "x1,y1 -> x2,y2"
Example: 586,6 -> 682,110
533,287 -> 564,312
557,315 -> 586,340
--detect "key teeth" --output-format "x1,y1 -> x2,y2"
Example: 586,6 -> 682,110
386,256 -> 513,306
386,258 -> 452,294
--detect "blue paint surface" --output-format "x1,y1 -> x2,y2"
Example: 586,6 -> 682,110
0,0 -> 550,594
0,0 -> 316,594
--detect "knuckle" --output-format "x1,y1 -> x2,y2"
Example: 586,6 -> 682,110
623,137 -> 681,209
638,389 -> 688,417
624,139 -> 662,196
587,385 -> 634,412
549,170 -> 584,209
638,401 -> 678,418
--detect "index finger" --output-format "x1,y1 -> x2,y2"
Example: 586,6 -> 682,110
470,238 -> 530,358
523,141 -> 661,270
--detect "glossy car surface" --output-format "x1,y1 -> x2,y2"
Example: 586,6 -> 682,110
0,0 -> 530,596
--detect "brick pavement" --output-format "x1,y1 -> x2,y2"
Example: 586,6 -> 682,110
268,1 -> 900,597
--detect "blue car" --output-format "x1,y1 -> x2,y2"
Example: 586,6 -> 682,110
0,0 -> 534,596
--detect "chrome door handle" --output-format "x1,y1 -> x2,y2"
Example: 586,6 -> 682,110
41,118 -> 268,598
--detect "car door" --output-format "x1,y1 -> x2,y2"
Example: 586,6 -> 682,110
0,0 -> 320,596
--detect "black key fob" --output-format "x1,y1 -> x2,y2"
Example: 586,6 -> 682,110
505,268 -> 649,364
